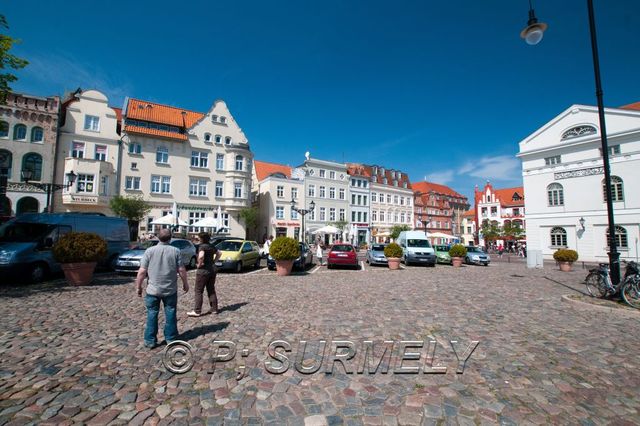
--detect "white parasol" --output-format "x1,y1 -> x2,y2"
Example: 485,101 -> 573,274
151,214 -> 188,226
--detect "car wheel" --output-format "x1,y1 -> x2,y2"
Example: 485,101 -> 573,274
465,256 -> 470,265
235,261 -> 243,273
29,263 -> 48,284
254,258 -> 260,269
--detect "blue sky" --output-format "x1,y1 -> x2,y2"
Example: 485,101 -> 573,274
6,0 -> 640,200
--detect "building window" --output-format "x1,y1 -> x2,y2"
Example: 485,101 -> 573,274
319,207 -> 326,221
276,206 -> 284,219
339,188 -> 345,200
235,155 -> 244,171
607,226 -> 628,249
339,208 -> 345,221
76,174 -> 95,193
225,137 -> 232,145
329,187 -> 335,199
603,176 -> 624,202
599,145 -> 621,156
352,194 -> 356,205
189,178 -> 207,196
131,162 -> 138,170
329,208 -> 336,221
561,125 -> 596,140
352,211 -> 356,222
234,182 -> 243,198
0,121 -> 8,138
216,154 -> 224,170
329,171 -> 335,179
31,127 -> 44,143
100,176 -> 109,196
191,151 -> 209,168
211,115 -> 218,123
547,183 -> 564,206
387,194 -> 392,204
215,181 -> 223,197
128,143 -> 142,154
372,210 -> 377,222
309,209 -> 316,221
319,186 -> 326,198
161,176 -> 171,193
291,187 -> 298,200
204,133 -> 211,142
71,142 -> 85,159
151,176 -> 160,193
319,169 -> 326,178
490,206 -> 497,216
189,211 -> 206,233
379,211 -> 385,222
95,145 -> 107,161
220,116 -> 227,124
277,185 -> 284,198
125,176 -> 141,190
84,115 -> 100,132
156,147 -> 169,163
308,185 -> 315,197
215,135 -> 222,144
21,153 -> 43,181
550,227 -> 567,248
13,124 -> 27,141
545,155 -> 561,165
291,209 -> 298,219
0,150 -> 12,178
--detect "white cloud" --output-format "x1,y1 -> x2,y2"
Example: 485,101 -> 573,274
423,154 -> 522,187
425,170 -> 455,185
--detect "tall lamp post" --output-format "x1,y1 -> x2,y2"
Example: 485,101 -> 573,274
290,198 -> 315,243
21,169 -> 77,213
520,0 -> 620,285
420,212 -> 431,236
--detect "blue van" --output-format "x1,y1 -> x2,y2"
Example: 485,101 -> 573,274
0,213 -> 130,283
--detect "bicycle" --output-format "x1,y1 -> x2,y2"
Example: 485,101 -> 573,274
584,261 -> 640,309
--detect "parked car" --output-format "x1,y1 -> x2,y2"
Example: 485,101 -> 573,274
465,246 -> 491,266
434,245 -> 452,264
0,213 -> 129,283
215,239 -> 261,272
116,238 -> 197,273
194,236 -> 238,253
397,231 -> 436,266
267,242 -> 314,271
365,243 -> 388,265
327,243 -> 359,269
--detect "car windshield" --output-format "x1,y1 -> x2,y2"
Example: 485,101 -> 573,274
435,245 -> 449,251
0,222 -> 53,243
331,244 -> 353,252
371,244 -> 385,251
407,239 -> 431,248
217,241 -> 242,251
468,247 -> 484,253
131,240 -> 159,250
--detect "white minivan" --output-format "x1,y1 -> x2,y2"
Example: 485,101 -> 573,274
396,231 -> 436,266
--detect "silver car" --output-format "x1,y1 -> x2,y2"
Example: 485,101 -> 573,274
366,243 -> 388,265
116,238 -> 197,273
464,246 -> 491,266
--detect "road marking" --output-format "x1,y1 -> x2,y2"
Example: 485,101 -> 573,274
309,265 -> 321,274
399,264 -> 406,269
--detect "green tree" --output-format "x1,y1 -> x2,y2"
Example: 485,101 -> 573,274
390,224 -> 410,240
480,220 -> 501,241
502,222 -> 525,240
0,15 -> 28,103
109,195 -> 151,240
239,207 -> 258,239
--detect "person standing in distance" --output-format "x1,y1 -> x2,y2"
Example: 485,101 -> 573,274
136,228 -> 189,349
187,232 -> 222,317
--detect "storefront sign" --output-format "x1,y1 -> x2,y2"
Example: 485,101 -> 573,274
554,167 -> 603,180
275,221 -> 300,227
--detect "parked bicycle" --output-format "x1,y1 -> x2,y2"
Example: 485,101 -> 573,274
584,261 -> 640,309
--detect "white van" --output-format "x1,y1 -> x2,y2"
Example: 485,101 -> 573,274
396,231 -> 436,266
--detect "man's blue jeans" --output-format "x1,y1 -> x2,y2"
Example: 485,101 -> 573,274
144,292 -> 178,346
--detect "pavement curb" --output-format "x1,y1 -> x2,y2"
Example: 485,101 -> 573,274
561,294 -> 640,318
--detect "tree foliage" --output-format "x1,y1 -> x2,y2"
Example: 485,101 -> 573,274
390,224 -> 411,240
109,195 -> 151,222
331,220 -> 348,231
0,15 -> 28,103
239,207 -> 259,238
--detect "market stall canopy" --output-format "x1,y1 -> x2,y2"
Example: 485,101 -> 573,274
312,225 -> 340,234
190,217 -> 218,228
429,232 -> 457,239
150,214 -> 189,227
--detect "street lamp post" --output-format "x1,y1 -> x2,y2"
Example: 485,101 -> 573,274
520,0 -> 620,285
290,198 -> 315,243
420,212 -> 431,236
21,169 -> 77,213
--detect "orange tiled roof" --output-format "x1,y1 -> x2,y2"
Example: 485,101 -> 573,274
126,98 -> 204,127
124,124 -> 188,141
111,107 -> 122,122
349,164 -> 412,189
620,102 -> 640,111
493,187 -> 525,207
463,209 -> 475,218
255,160 -> 292,181
346,164 -> 372,178
412,181 -> 465,199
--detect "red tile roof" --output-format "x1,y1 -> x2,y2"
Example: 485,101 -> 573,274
255,160 -> 292,181
348,164 -> 411,189
124,124 -> 188,141
463,209 -> 475,218
620,102 -> 640,111
111,107 -> 122,122
412,181 -> 465,199
126,99 -> 204,126
491,187 -> 525,207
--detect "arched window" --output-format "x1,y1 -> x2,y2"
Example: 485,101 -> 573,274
235,155 -> 244,171
547,183 -> 564,206
225,136 -> 232,145
561,125 -> 596,140
602,176 -> 624,202
606,226 -> 628,249
204,133 -> 211,142
550,227 -> 567,248
13,124 -> 27,140
31,127 -> 44,142
0,150 -> 12,179
16,197 -> 39,214
0,121 -> 8,138
22,153 -> 43,181
215,134 -> 222,144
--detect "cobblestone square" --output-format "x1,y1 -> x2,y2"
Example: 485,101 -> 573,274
1,262 -> 639,425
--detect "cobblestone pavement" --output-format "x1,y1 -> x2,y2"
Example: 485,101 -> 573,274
1,262 -> 639,425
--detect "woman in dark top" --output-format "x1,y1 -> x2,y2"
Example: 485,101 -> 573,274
187,232 -> 222,317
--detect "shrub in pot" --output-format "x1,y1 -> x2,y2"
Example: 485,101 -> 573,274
269,237 -> 300,276
52,232 -> 108,285
553,249 -> 578,272
449,244 -> 467,267
384,242 -> 403,270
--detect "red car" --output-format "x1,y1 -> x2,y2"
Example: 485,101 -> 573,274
327,243 -> 359,269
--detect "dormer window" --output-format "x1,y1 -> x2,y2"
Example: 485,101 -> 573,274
373,167 -> 378,175
220,116 -> 227,124
225,137 -> 232,145
561,125 -> 596,140
403,182 -> 408,188
383,177 -> 388,185
215,135 -> 222,144
204,133 -> 211,142
212,115 -> 218,123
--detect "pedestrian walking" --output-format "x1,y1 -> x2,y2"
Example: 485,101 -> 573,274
135,228 -> 189,349
262,235 -> 274,258
187,232 -> 222,317
498,244 -> 504,258
316,243 -> 324,266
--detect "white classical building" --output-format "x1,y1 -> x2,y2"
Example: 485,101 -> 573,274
346,164 -> 371,246
518,103 -> 640,262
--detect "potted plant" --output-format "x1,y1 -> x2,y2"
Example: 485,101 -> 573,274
553,249 -> 578,272
449,244 -> 467,267
384,243 -> 403,270
52,232 -> 108,286
269,237 -> 300,276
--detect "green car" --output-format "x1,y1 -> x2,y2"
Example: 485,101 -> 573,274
434,245 -> 452,264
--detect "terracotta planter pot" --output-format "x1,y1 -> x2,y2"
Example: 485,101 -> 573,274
387,258 -> 401,270
275,259 -> 294,276
559,261 -> 573,272
452,257 -> 463,267
61,262 -> 97,286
